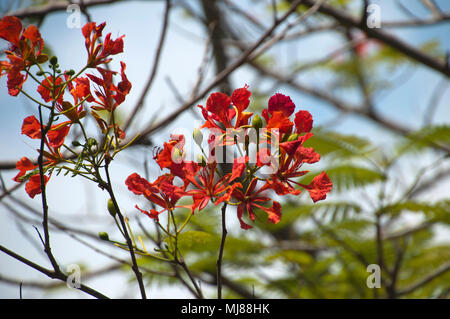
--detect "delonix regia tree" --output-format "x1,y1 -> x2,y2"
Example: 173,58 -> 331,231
0,0 -> 449,299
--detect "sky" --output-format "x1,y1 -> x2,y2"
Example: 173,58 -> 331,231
0,0 -> 449,298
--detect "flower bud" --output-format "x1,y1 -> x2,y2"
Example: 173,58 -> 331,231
193,128 -> 203,146
252,114 -> 263,130
36,70 -> 44,76
71,140 -> 82,147
66,69 -> 75,76
287,133 -> 299,142
49,56 -> 58,66
197,154 -> 206,167
107,199 -> 116,217
98,232 -> 109,241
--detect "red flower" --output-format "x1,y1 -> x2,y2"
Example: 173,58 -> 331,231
294,110 -> 313,133
82,21 -> 124,67
21,115 -> 42,139
37,76 -> 64,105
268,93 -> 295,117
0,16 -> 45,96
87,61 -> 131,112
300,171 -> 333,202
232,179 -> 281,229
125,173 -> 187,221
12,156 -> 51,198
180,162 -> 236,212
198,85 -> 253,132
13,157 -> 37,182
25,174 -> 49,199
21,115 -> 71,149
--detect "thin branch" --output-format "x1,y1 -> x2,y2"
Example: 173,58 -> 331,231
298,0 -> 450,77
396,263 -> 450,296
0,243 -> 108,299
217,202 -> 228,299
7,0 -> 122,19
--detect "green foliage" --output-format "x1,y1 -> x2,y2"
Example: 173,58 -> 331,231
397,125 -> 450,155
305,129 -> 373,159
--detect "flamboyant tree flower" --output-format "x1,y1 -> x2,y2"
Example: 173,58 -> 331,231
82,21 -> 124,67
232,178 -> 281,230
125,173 -> 188,221
0,16 -> 47,96
126,87 -> 332,229
198,85 -> 253,133
14,115 -> 69,198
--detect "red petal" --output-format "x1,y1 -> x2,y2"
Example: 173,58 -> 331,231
125,173 -> 154,196
266,111 -> 293,135
295,146 -> 320,164
117,61 -> 131,95
268,93 -> 295,117
22,25 -> 43,53
230,156 -> 248,182
25,174 -> 49,199
206,92 -> 232,124
7,69 -> 25,96
231,85 -> 251,112
13,157 -> 37,182
302,171 -> 332,202
47,123 -> 70,148
237,205 -> 253,230
294,110 -> 313,133
280,139 -> 303,156
0,16 -> 22,46
21,115 -> 42,139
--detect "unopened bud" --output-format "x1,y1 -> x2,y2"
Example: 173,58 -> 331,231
107,199 -> 116,217
98,232 -> 109,241
49,56 -> 58,65
193,128 -> 203,146
71,140 -> 82,147
196,154 -> 206,167
252,114 -> 263,130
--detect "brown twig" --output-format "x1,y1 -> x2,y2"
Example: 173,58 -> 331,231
103,161 -> 147,299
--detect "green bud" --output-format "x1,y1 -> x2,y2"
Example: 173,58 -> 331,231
196,154 -> 206,167
252,114 -> 263,130
87,137 -> 98,147
193,128 -> 203,146
66,69 -> 75,76
287,133 -> 299,142
98,232 -> 109,241
107,199 -> 116,217
71,140 -> 82,147
36,70 -> 44,76
49,56 -> 58,65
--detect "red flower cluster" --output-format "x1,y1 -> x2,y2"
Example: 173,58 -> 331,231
126,86 -> 332,229
0,16 -> 46,96
0,17 -> 131,198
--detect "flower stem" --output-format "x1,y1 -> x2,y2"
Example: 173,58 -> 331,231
217,202 -> 228,299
